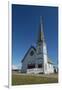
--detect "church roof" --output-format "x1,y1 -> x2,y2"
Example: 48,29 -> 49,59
47,57 -> 53,64
21,47 -> 53,64
21,46 -> 36,62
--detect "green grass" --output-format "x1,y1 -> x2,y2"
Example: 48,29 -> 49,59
12,73 -> 58,85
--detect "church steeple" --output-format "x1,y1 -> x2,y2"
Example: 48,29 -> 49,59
37,16 -> 44,43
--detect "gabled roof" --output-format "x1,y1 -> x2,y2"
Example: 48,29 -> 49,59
47,57 -> 53,64
21,46 -> 36,62
21,46 -> 53,64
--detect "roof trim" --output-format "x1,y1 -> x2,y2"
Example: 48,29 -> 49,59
47,57 -> 53,64
21,46 -> 36,62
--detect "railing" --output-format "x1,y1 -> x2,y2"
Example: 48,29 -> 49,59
27,68 -> 43,74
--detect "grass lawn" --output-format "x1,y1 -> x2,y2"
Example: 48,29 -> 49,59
12,72 -> 58,85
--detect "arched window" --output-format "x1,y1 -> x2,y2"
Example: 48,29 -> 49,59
30,51 -> 34,56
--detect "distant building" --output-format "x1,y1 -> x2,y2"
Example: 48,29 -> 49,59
21,17 -> 57,74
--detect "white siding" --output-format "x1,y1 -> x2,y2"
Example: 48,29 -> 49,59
43,42 -> 48,74
47,63 -> 54,73
21,48 -> 36,73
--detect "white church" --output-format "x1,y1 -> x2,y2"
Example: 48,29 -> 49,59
21,17 -> 57,74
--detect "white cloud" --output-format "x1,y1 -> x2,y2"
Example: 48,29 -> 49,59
12,65 -> 18,70
12,64 -> 21,70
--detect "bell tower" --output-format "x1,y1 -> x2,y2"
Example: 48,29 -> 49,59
36,16 -> 48,74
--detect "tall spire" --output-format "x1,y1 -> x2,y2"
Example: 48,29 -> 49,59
37,16 -> 44,43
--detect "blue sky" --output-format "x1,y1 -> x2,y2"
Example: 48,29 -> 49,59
12,4 -> 58,69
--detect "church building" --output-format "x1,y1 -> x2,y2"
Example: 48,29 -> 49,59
21,17 -> 57,74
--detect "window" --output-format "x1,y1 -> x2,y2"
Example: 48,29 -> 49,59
30,51 -> 34,56
27,64 -> 35,69
38,64 -> 42,68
